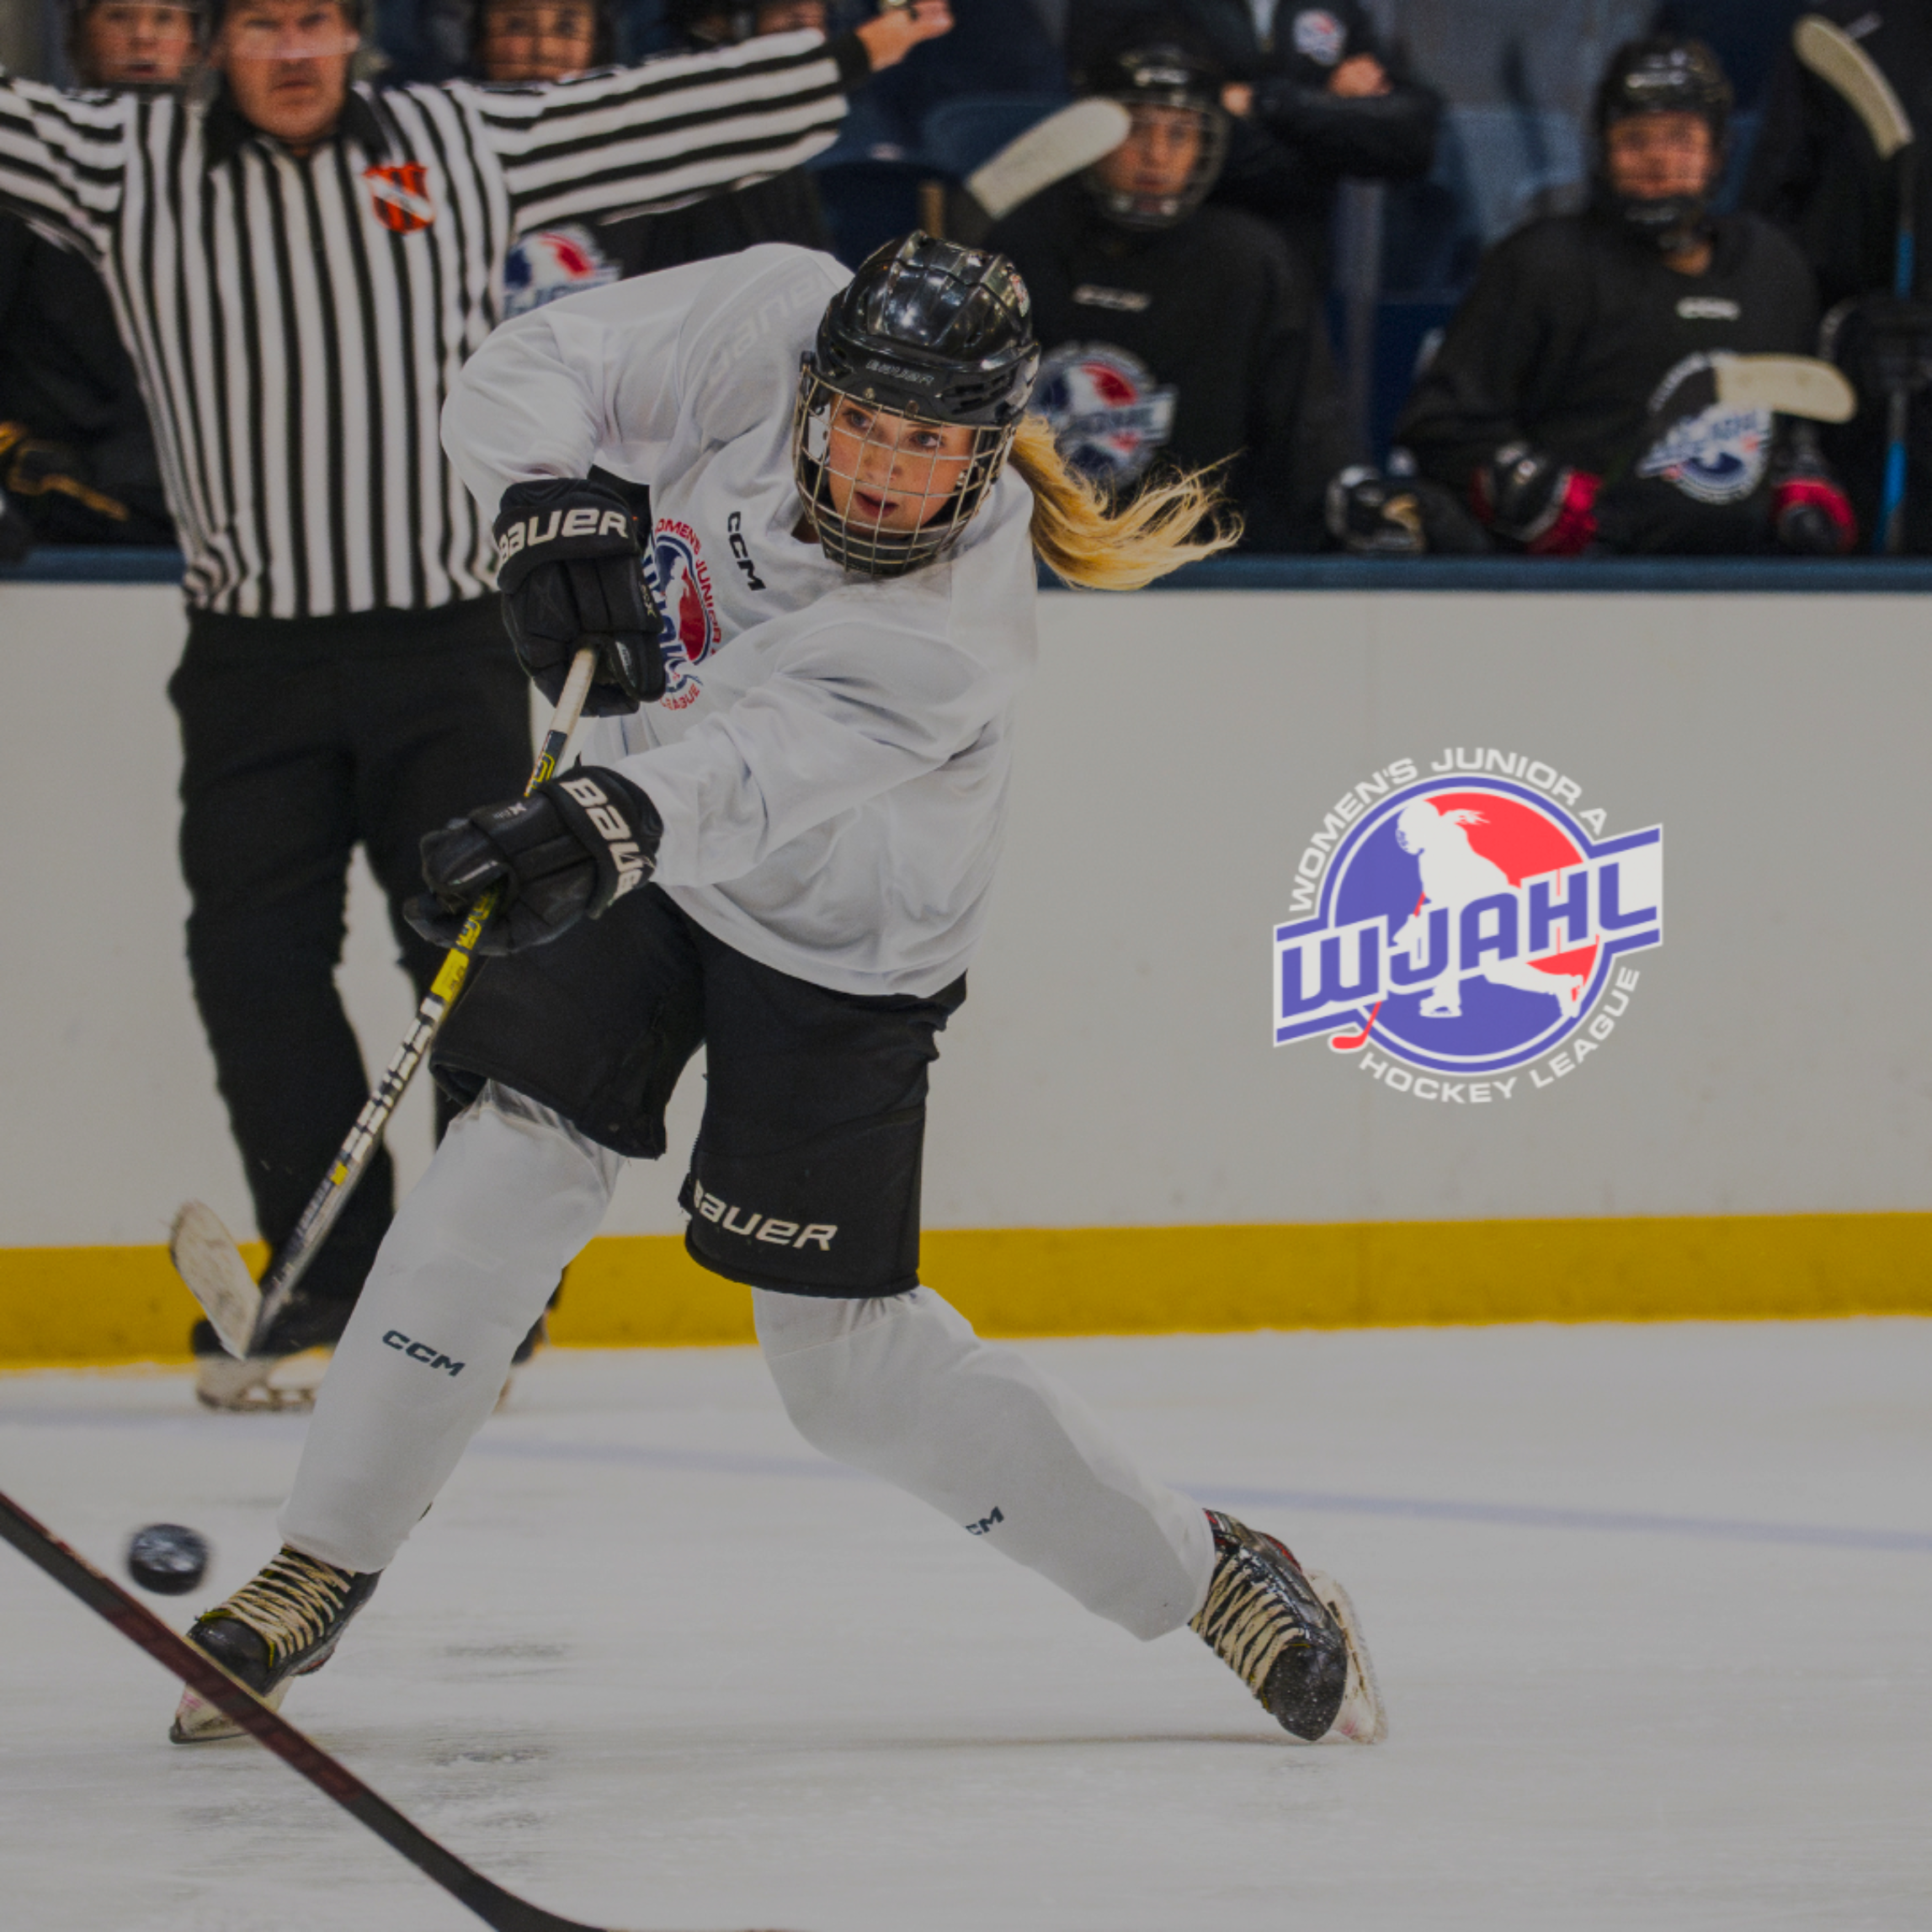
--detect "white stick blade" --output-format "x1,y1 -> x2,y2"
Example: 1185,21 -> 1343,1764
1714,352 -> 1860,423
1795,16 -> 1914,160
169,1201 -> 261,1359
966,99 -> 1132,221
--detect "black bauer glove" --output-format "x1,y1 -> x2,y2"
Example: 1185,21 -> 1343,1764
494,477 -> 665,716
407,767 -> 663,955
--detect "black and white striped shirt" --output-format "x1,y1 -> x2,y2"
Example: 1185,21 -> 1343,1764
0,34 -> 859,616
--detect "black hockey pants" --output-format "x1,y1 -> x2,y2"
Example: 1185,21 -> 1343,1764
168,600 -> 532,1316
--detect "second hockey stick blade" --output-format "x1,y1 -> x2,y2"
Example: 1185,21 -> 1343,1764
169,1200 -> 259,1358
1795,15 -> 1913,162
0,1485 -> 800,1932
1715,353 -> 1858,423
966,98 -> 1131,221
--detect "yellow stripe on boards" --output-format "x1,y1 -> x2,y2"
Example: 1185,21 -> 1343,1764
1,1214 -> 1929,1367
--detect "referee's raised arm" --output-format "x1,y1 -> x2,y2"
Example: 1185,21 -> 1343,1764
0,0 -> 952,1408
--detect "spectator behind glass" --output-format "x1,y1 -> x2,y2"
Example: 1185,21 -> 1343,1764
1744,0 -> 1932,553
0,1 -> 194,562
1395,37 -> 1852,558
472,0 -> 610,81
487,0 -> 833,307
1068,0 -> 1438,287
987,35 -> 1349,551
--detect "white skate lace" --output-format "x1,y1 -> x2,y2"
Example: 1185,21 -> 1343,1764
207,1549 -> 351,1665
1189,1521 -> 1312,1698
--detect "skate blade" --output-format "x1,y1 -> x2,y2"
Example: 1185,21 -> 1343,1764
195,1347 -> 333,1413
1305,1568 -> 1387,1744
169,1674 -> 290,1743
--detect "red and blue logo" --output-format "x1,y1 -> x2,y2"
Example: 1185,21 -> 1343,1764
1274,773 -> 1663,1076
644,519 -> 720,711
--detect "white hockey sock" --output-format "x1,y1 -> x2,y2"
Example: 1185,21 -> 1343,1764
753,1287 -> 1213,1641
279,1084 -> 621,1575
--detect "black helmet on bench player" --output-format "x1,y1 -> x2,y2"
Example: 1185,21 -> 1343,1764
794,232 -> 1041,577
1591,37 -> 1732,253
1078,40 -> 1229,232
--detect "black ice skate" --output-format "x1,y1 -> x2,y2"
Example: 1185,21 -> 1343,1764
169,1546 -> 379,1743
1190,1510 -> 1386,1743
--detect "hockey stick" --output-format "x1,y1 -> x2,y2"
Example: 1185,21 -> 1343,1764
0,1487 -> 782,1932
965,98 -> 1132,221
1794,14 -> 1918,551
1713,353 -> 1858,423
1329,894 -> 1425,1052
172,645 -> 602,1360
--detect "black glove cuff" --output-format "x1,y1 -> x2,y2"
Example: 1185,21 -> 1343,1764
494,478 -> 641,595
542,767 -> 663,917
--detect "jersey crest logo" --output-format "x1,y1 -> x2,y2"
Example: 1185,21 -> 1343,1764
1035,343 -> 1177,487
1274,757 -> 1663,1096
503,225 -> 618,317
1291,9 -> 1346,65
643,519 -> 720,711
363,163 -> 434,234
1639,353 -> 1772,505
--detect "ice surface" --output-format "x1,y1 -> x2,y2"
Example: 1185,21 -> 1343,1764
3,1322 -> 1929,1931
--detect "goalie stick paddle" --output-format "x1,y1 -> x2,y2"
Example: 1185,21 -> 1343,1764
0,1487 -> 779,1932
171,644 -> 602,1361
965,98 -> 1132,221
1794,13 -> 1919,551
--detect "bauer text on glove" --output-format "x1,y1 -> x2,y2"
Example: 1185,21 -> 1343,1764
494,477 -> 665,715
407,768 -> 663,955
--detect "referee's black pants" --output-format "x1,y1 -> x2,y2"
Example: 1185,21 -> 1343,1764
168,600 -> 532,1319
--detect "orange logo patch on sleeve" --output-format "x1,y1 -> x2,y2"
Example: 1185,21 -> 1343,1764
364,162 -> 434,233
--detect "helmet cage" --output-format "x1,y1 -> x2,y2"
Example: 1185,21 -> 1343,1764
790,363 -> 1018,579
1590,37 -> 1732,251
1080,45 -> 1229,232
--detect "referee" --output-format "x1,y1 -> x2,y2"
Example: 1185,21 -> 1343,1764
0,0 -> 950,1407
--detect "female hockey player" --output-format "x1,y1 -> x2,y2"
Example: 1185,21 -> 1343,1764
1397,37 -> 1855,556
168,234 -> 1385,1753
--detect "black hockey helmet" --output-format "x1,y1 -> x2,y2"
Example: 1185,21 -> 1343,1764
1590,37 -> 1733,251
793,232 -> 1040,577
1078,38 -> 1229,232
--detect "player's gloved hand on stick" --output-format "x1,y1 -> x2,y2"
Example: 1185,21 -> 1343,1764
494,478 -> 664,716
1770,448 -> 1857,556
407,768 -> 663,955
1475,443 -> 1602,556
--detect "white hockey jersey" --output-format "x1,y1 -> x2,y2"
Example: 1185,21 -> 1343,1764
443,244 -> 1041,998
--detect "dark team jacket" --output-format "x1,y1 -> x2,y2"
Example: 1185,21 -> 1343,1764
1744,0 -> 1932,549
0,210 -> 173,544
987,179 -> 1353,551
1396,208 -> 1823,553
591,170 -> 830,279
1068,0 -> 1439,280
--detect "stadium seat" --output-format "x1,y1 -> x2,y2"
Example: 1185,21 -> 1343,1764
811,158 -> 939,269
919,93 -> 1071,184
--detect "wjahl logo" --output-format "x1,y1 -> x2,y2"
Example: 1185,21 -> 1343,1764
1273,753 -> 1663,1097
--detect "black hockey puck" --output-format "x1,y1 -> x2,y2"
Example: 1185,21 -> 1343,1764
125,1523 -> 211,1596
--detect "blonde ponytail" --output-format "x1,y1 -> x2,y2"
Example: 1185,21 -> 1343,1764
1009,414 -> 1241,590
